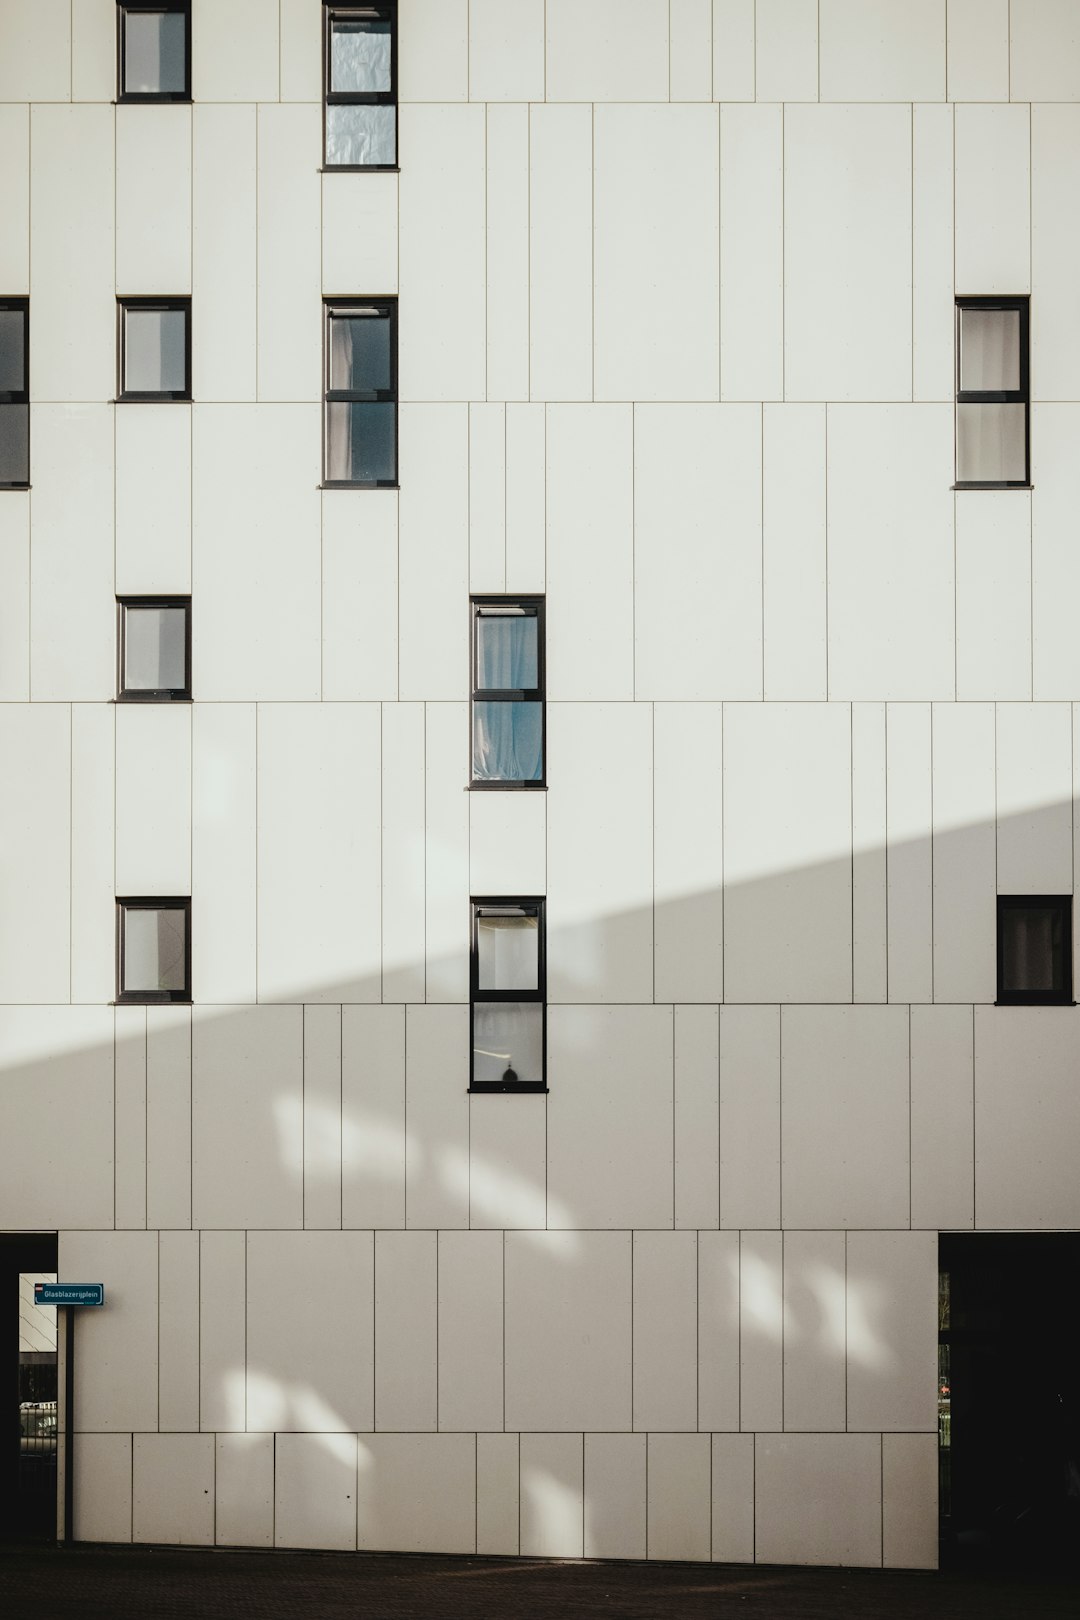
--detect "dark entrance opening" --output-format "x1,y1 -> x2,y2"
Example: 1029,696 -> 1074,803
1,1233 -> 59,1543
939,1232 -> 1080,1570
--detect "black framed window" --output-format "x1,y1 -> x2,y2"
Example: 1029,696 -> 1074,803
324,3 -> 396,169
117,898 -> 191,1004
323,299 -> 396,486
0,299 -> 29,489
471,598 -> 545,788
118,298 -> 191,402
470,899 -> 546,1093
955,297 -> 1030,488
118,3 -> 191,102
117,597 -> 191,701
996,895 -> 1073,1006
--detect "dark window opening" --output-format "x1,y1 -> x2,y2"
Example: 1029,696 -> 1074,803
471,598 -> 546,788
117,897 -> 191,1004
118,3 -> 191,102
117,597 -> 191,701
955,296 -> 1030,488
0,298 -> 29,488
470,898 -> 546,1093
118,297 -> 191,402
323,298 -> 397,486
996,894 -> 1072,1005
324,3 -> 397,169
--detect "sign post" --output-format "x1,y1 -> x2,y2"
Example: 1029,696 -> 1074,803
35,1284 -> 106,1547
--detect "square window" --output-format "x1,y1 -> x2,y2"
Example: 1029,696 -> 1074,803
470,900 -> 546,1092
471,599 -> 545,787
324,4 -> 397,169
955,297 -> 1030,488
996,895 -> 1073,1006
118,298 -> 191,401
323,300 -> 397,486
0,298 -> 29,488
118,597 -> 191,700
117,898 -> 191,1003
118,3 -> 191,101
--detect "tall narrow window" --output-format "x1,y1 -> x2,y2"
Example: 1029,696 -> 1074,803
0,299 -> 29,488
117,898 -> 191,1004
997,895 -> 1073,1006
118,298 -> 191,402
955,297 -> 1030,488
323,299 -> 397,486
470,899 -> 546,1092
324,3 -> 396,169
118,597 -> 191,701
471,598 -> 545,787
118,3 -> 191,102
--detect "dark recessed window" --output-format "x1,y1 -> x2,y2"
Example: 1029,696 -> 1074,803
323,299 -> 396,486
0,298 -> 29,488
117,898 -> 191,1004
471,598 -> 545,788
997,895 -> 1072,1006
118,298 -> 191,402
324,3 -> 396,169
117,597 -> 191,701
118,3 -> 191,102
470,899 -> 546,1093
955,297 -> 1030,488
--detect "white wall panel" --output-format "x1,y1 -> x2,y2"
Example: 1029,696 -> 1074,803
115,705 -> 192,896
506,1231 -> 631,1433
146,1006 -> 191,1231
256,703 -> 381,1003
424,704 -> 470,1002
0,107 -> 29,290
675,1005 -> 720,1231
712,0 -> 755,101
847,1232 -> 937,1433
755,1434 -> 882,1567
647,1435 -> 711,1562
342,1005 -> 406,1230
470,793 -> 546,898
193,0 -> 278,100
910,1005 -> 974,1231
74,1435 -> 131,1545
0,497 -> 28,699
955,106 -> 1030,295
976,1008 -> 1080,1228
955,493 -> 1031,701
756,0 -> 819,101
438,1230 -> 503,1432
785,106 -> 911,403
477,1433 -> 519,1555
595,107 -> 719,402
357,1434 -> 476,1555
404,1006 -> 470,1229
882,1433 -> 938,1569
193,106 -> 257,402
470,0 -> 544,102
720,106 -> 783,402
947,0 -> 1009,100
718,1006 -> 780,1230
520,1433 -> 583,1558
256,106 -> 321,402
781,1006 -> 910,1230
468,403 -> 505,591
637,408 -> 761,699
633,1233 -> 697,1433
192,1006 -> 303,1230
547,1007 -> 673,1230
826,407 -> 954,700
583,1434 -> 646,1559
996,704 -> 1072,895
1034,409 -> 1080,696
275,1434 -> 357,1551
199,1230 -> 246,1433
398,406 -> 469,700
763,404 -> 826,700
398,0 -> 468,100
1010,0 -> 1080,101
886,704 -> 933,1005
0,1 -> 70,101
913,105 -> 954,404
529,107 -> 592,403
159,1232 -> 199,1432
670,0 -> 713,101
381,703 -> 426,1003
655,705 -> 724,1003
375,1231 -> 437,1432
216,1434 -> 274,1548
819,0 -> 944,100
711,1434 -> 754,1562
115,107 -> 191,292
192,704 -> 257,1004
469,1095 -> 546,1231
505,405 -> 545,590
546,0 -> 667,101
399,106 -> 485,402
72,0 -> 115,101
932,704 -> 996,1004
723,704 -> 852,1003
63,1231 -> 158,1432
304,1005 -> 342,1231
0,705 -> 69,1002
133,1434 -> 214,1546
783,1232 -> 847,1433
280,0 -> 321,100
321,492 -> 398,701
114,1007 -> 146,1230
115,407 -> 191,593
852,703 -> 888,1003
698,1231 -> 740,1431
740,1230 -> 783,1433
322,173 -> 398,296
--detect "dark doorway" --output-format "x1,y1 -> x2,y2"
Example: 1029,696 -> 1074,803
939,1232 -> 1080,1570
0,1233 -> 59,1543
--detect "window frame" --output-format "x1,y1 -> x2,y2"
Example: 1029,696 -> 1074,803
0,297 -> 29,490
954,295 -> 1031,490
322,297 -> 398,488
117,296 -> 192,403
470,596 -> 547,791
469,896 -> 547,1094
995,893 -> 1074,1007
116,595 -> 192,702
117,2 -> 192,104
116,896 -> 192,1005
322,2 -> 398,172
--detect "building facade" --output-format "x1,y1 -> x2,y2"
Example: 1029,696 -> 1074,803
2,0 -> 1080,1567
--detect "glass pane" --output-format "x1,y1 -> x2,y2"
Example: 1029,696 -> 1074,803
125,307 -> 187,395
1003,906 -> 1061,994
472,1002 -> 543,1087
477,910 -> 539,992
0,310 -> 25,391
472,701 -> 543,783
476,613 -> 538,690
0,404 -> 29,484
326,400 -> 395,483
125,606 -> 187,691
125,11 -> 187,95
329,313 -> 392,392
124,907 -> 187,994
330,18 -> 391,92
960,307 -> 1020,392
956,402 -> 1026,483
326,103 -> 396,167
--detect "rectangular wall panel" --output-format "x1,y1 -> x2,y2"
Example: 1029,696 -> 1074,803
404,1007 -> 469,1229
698,1231 -> 740,1431
955,104 -> 1030,294
583,1433 -> 646,1559
763,404 -> 827,700
304,1005 -> 342,1231
381,703 -> 427,1004
0,106 -> 29,290
342,1005 -> 406,1230
947,0 -> 1009,100
477,1433 -> 518,1556
115,705 -> 192,897
819,0 -> 944,100
886,704 -> 934,1005
146,1007 -> 192,1231
955,493 -> 1032,701
469,0 -> 544,102
375,1231 -> 437,1432
520,1433 -> 584,1559
193,106 -> 257,402
115,407 -> 191,595
720,105 -> 782,402
192,704 -> 257,1005
756,0 -> 818,100
713,0 -> 755,103
846,1231 -> 937,1433
114,1007 -> 146,1231
256,105 -> 321,402
468,403 -> 505,592
424,703 -> 470,1002
1034,408 -> 1080,697
996,704 -> 1073,896
911,1004 -> 974,1231
437,1231 -> 503,1433
718,1006 -> 780,1231
670,0 -> 713,101
71,704 -> 115,1004
158,1232 -> 199,1432
633,1233 -> 697,1433
932,703 -> 996,1004
655,704 -> 724,1003
529,106 -> 592,403
1033,108 -> 1080,401
321,492 -> 398,702
505,404 -> 545,592
674,1005 -> 720,1231
852,702 -> 888,1003
913,105 -> 954,403
740,1231 -> 784,1432
115,106 -> 191,292
199,1230 -> 246,1433
321,171 -> 398,295
398,406 -> 469,701
485,104 -> 528,401
0,706 -> 70,1003
646,1434 -> 711,1562
0,497 -> 29,699
783,1231 -> 846,1432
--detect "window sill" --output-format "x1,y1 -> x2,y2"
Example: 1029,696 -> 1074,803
320,165 -> 400,174
469,1083 -> 548,1095
994,997 -> 1076,1007
115,693 -> 193,704
117,94 -> 192,106
0,483 -> 30,491
114,994 -> 192,1006
114,395 -> 192,405
319,481 -> 399,491
467,782 -> 548,792
952,482 -> 1033,491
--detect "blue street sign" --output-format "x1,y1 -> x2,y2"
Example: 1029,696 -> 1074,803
34,1283 -> 104,1307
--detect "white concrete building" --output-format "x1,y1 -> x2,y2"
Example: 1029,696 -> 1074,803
2,0 -> 1079,1569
